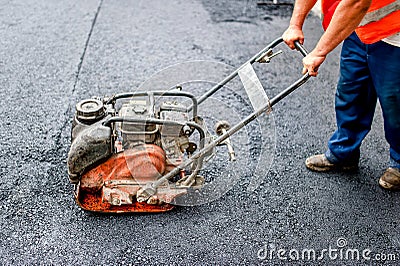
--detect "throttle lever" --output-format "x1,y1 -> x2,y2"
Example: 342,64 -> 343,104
215,121 -> 236,161
256,48 -> 283,63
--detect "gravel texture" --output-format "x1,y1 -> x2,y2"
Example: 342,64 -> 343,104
0,0 -> 399,265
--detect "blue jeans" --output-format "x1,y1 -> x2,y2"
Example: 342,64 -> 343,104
325,32 -> 400,169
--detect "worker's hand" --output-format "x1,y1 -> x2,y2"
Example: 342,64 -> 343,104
302,50 -> 326,77
282,25 -> 304,49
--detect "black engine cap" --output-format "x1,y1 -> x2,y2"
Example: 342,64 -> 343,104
75,99 -> 105,123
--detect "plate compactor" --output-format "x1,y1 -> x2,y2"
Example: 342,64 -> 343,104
67,38 -> 310,213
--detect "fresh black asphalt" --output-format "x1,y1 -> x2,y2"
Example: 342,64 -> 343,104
0,0 -> 399,264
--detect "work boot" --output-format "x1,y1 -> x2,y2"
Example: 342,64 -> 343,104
379,168 -> 400,191
305,154 -> 358,172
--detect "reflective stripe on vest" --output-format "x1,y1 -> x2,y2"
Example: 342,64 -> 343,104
360,0 -> 400,26
356,0 -> 400,44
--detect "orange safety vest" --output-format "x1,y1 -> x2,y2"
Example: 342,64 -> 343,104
321,0 -> 400,44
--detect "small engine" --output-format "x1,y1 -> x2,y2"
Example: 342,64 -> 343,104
66,37 -> 311,213
67,91 -> 212,212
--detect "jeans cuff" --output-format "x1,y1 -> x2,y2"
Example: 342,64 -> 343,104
325,149 -> 340,164
325,149 -> 358,166
389,157 -> 400,169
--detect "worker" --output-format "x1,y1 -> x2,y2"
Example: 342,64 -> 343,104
282,0 -> 400,189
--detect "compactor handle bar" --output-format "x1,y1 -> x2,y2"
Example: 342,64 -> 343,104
136,37 -> 312,202
194,37 -> 309,108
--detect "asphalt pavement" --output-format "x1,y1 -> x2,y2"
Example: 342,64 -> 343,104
1,0 -> 399,265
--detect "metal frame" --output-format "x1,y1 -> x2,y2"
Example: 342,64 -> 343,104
101,37 -> 310,202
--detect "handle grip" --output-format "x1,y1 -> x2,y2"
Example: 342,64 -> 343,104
266,37 -> 308,57
294,41 -> 309,57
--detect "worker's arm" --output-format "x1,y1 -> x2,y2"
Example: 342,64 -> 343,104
305,0 -> 372,76
282,0 -> 318,49
283,0 -> 372,76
